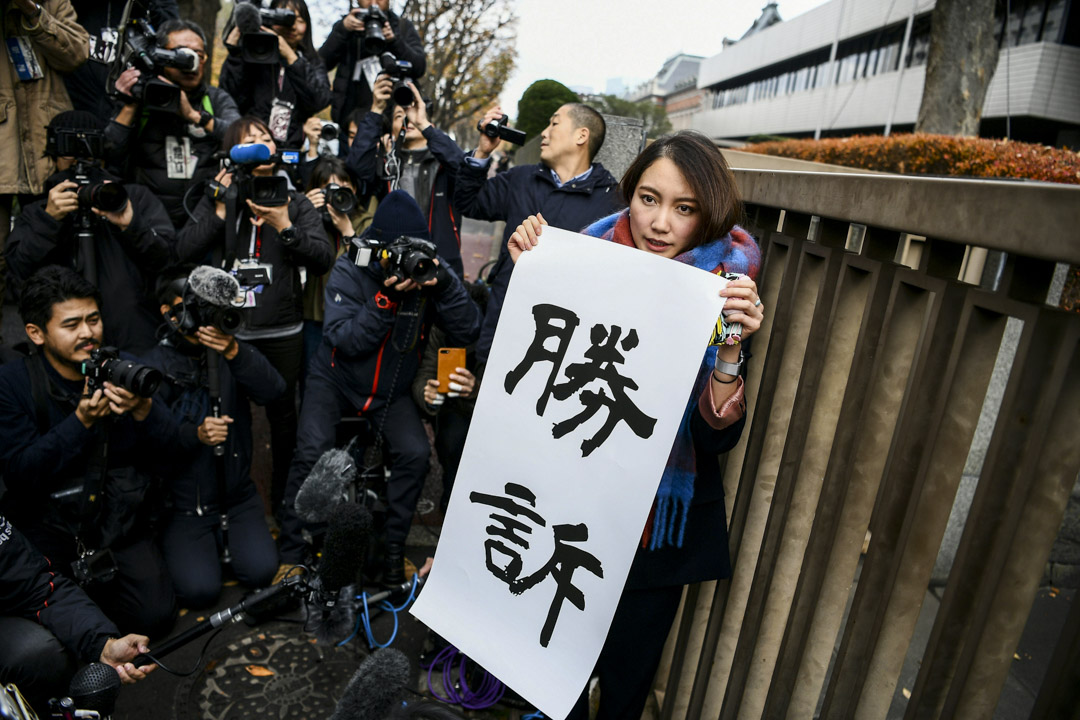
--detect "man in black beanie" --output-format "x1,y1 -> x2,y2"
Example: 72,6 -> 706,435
5,110 -> 175,354
279,191 -> 480,582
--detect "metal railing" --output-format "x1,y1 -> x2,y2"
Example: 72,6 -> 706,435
655,169 -> 1080,719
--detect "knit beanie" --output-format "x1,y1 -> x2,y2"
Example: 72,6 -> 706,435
362,190 -> 430,243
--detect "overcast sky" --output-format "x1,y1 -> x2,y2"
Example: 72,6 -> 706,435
308,1 -> 833,118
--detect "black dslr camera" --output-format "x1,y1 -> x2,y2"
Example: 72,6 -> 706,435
359,5 -> 389,51
167,281 -> 245,336
322,183 -> 358,224
81,347 -> 162,397
47,125 -> 131,240
118,19 -> 199,113
350,234 -> 438,284
478,114 -> 527,146
379,52 -> 415,106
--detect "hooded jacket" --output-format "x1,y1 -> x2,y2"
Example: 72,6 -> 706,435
0,1 -> 89,195
318,10 -> 425,124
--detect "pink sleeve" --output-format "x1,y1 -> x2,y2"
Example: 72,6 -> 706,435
698,376 -> 746,431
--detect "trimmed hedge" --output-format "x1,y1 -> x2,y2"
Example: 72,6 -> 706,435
742,133 -> 1080,185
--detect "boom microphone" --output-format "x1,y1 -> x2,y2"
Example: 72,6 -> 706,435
68,663 -> 121,716
188,265 -> 241,307
229,142 -> 273,165
294,446 -> 356,523
311,503 -> 372,644
327,648 -> 411,720
233,1 -> 263,34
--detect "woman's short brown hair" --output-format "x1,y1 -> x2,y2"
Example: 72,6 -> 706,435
221,115 -> 274,152
619,130 -> 742,249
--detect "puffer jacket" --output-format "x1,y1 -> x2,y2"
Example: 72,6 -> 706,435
0,0 -> 89,195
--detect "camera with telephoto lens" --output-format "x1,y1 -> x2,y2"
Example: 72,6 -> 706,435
379,52 -> 415,107
118,18 -> 199,113
322,184 -> 358,225
350,234 -> 438,284
478,114 -> 527,146
81,347 -> 162,397
358,5 -> 389,51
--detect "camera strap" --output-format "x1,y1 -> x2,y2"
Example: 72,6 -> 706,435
205,348 -> 232,565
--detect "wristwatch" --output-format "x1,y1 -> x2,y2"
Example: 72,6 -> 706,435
714,350 -> 744,377
197,110 -> 213,128
277,225 -> 297,246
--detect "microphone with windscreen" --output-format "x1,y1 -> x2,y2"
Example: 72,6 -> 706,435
311,503 -> 372,644
294,446 -> 357,523
68,662 -> 122,717
232,2 -> 279,64
327,648 -> 411,720
165,266 -> 244,336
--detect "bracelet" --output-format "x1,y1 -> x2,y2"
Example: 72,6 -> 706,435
712,370 -> 737,384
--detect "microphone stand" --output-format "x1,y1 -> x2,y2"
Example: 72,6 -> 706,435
206,347 -> 231,565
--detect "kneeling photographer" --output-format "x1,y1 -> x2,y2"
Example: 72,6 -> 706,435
0,266 -> 178,639
279,191 -> 481,583
143,266 -> 284,608
5,112 -> 176,355
219,0 -> 330,150
177,115 -> 333,528
346,77 -> 466,280
106,19 -> 241,229
318,0 -> 425,124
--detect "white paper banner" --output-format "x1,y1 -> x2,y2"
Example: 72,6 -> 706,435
411,227 -> 725,719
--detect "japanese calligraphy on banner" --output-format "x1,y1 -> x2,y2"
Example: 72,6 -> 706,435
411,227 -> 726,719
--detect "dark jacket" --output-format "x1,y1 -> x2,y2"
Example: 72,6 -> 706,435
5,172 -> 176,354
143,338 -> 285,514
176,189 -> 335,335
0,352 -> 178,562
453,159 -> 622,363
65,0 -> 179,117
310,253 -> 481,414
218,49 -> 331,150
346,112 -> 465,278
0,513 -> 118,663
104,85 -> 241,228
318,11 -> 425,124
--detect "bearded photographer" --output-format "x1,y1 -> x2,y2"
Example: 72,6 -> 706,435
318,0 -> 425,124
5,111 -> 176,355
346,78 -> 465,280
141,267 -> 283,608
219,0 -> 330,150
278,191 -> 481,583
0,513 -> 155,711
0,266 -> 178,638
106,19 -> 240,230
177,115 -> 334,526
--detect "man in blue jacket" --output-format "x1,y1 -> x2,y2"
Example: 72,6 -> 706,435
143,267 -> 285,609
346,78 -> 465,280
454,102 -> 623,364
279,191 -> 481,582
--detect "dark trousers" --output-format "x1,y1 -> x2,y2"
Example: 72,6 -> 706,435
246,333 -> 304,517
29,529 -> 177,640
565,584 -> 685,720
161,492 -> 279,608
433,408 -> 471,509
0,616 -> 78,712
279,373 -> 430,563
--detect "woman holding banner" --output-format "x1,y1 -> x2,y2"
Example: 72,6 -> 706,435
507,130 -> 764,720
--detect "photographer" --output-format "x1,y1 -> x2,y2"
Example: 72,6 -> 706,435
346,78 -> 465,280
65,0 -> 178,116
143,267 -> 283,608
106,19 -> 241,229
0,0 -> 89,340
279,191 -> 481,583
301,156 -> 374,372
0,266 -> 178,638
456,102 -> 621,365
319,0 -> 425,125
177,115 -> 334,526
219,0 -> 330,150
5,111 -> 176,355
0,513 -> 154,711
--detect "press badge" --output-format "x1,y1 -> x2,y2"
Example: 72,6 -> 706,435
88,27 -> 119,65
357,55 -> 381,88
164,136 -> 198,180
5,37 -> 44,81
268,98 -> 294,143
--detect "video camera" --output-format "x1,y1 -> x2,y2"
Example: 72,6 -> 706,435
116,18 -> 199,113
231,2 -> 296,64
478,114 -> 527,146
82,347 -> 163,397
379,52 -> 415,107
349,234 -> 438,284
207,143 -> 300,208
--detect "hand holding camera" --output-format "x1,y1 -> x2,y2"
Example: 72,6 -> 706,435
404,83 -> 430,133
371,74 -> 393,113
45,180 -> 80,221
271,25 -> 299,66
474,106 -> 506,159
196,326 -> 239,360
76,380 -> 112,429
246,197 -> 292,231
90,194 -> 134,232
